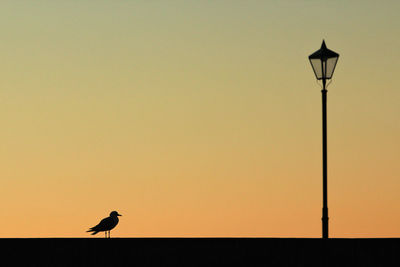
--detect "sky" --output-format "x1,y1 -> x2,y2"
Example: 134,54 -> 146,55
0,1 -> 399,237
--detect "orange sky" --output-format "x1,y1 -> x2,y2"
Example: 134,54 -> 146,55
1,1 -> 399,237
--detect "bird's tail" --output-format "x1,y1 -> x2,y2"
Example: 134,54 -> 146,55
86,228 -> 99,235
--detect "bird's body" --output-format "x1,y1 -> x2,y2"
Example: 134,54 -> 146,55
87,211 -> 122,238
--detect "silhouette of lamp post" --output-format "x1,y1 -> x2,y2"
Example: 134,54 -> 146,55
308,40 -> 339,239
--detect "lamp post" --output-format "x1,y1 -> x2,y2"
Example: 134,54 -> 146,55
309,40 -> 339,239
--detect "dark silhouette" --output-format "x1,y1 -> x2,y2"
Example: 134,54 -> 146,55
308,40 -> 339,239
2,238 -> 400,266
87,211 -> 122,238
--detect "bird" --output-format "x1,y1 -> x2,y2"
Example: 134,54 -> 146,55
87,211 -> 122,238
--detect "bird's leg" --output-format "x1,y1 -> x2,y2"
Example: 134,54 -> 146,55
105,232 -> 107,238
109,231 -> 111,238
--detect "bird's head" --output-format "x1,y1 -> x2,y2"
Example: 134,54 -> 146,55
110,211 -> 122,217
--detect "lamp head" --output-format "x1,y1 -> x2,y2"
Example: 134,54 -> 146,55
309,40 -> 339,81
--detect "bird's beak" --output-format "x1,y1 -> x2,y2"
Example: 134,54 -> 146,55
118,214 -> 122,216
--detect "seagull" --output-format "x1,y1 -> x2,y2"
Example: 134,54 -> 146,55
87,211 -> 122,238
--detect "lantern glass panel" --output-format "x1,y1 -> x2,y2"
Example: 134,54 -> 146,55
310,58 -> 323,80
325,57 -> 338,79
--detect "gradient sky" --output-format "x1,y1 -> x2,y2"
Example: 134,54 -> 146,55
1,1 -> 399,237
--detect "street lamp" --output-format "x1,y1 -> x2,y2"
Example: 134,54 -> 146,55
309,40 -> 339,239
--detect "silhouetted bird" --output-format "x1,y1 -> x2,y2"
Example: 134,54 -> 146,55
87,211 -> 122,238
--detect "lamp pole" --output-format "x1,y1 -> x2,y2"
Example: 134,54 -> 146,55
308,40 -> 339,239
321,78 -> 328,239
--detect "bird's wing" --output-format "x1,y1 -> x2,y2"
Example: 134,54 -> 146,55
90,217 -> 114,232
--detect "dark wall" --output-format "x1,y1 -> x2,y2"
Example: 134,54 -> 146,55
1,238 -> 399,266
